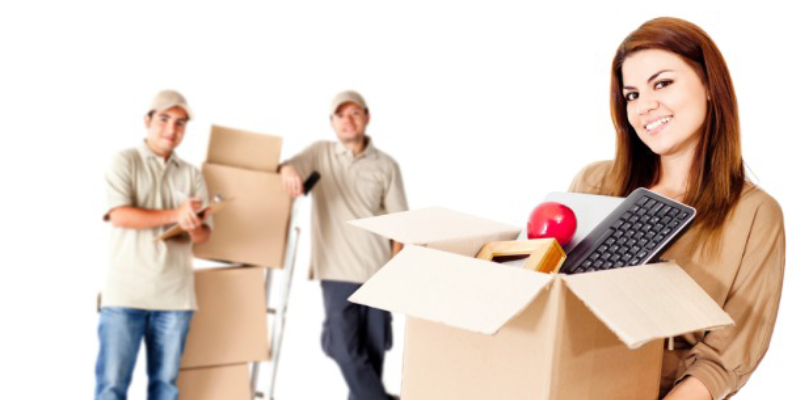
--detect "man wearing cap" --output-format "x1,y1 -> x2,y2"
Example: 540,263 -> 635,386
279,91 -> 407,400
95,90 -> 212,400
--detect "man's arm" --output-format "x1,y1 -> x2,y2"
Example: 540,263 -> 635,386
109,198 -> 211,244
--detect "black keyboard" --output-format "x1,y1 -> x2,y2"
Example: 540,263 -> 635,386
561,188 -> 696,275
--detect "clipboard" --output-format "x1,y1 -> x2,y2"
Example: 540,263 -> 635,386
155,197 -> 233,241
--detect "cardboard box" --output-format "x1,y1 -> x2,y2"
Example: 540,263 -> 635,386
349,207 -> 734,400
193,162 -> 291,268
177,364 -> 251,400
207,125 -> 282,172
181,266 -> 269,369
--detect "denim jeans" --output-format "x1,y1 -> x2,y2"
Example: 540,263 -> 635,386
95,307 -> 193,400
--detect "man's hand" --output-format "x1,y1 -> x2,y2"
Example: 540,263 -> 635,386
177,198 -> 204,231
279,164 -> 304,197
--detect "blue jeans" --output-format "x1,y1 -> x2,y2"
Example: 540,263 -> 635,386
95,307 -> 193,400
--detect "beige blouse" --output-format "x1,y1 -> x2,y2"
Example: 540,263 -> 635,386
569,161 -> 786,400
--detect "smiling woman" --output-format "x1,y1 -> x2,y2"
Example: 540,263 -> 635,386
568,17 -> 786,400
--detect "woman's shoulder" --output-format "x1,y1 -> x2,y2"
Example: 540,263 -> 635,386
568,160 -> 614,194
736,182 -> 784,224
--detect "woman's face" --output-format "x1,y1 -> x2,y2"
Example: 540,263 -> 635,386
621,49 -> 708,158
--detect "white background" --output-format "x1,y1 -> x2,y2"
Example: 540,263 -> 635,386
1,1 -> 797,399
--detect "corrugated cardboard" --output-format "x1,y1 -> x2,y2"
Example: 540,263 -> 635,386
193,163 -> 291,268
177,364 -> 251,400
349,207 -> 734,400
207,125 -> 282,172
181,266 -> 269,369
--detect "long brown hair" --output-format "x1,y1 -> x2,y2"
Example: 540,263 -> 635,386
607,17 -> 745,250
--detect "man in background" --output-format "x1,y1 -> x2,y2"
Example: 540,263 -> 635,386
96,90 -> 212,400
279,90 -> 408,400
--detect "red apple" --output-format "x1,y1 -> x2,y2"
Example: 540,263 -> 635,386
527,202 -> 577,247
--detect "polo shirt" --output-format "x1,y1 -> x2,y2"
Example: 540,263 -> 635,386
285,137 -> 409,283
102,142 -> 212,310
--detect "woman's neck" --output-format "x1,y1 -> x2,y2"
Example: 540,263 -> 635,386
651,148 -> 696,201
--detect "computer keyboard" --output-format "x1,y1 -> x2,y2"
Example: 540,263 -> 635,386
560,188 -> 696,275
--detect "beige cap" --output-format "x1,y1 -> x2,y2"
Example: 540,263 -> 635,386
330,90 -> 368,116
149,90 -> 193,120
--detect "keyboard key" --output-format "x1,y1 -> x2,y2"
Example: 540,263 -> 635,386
593,260 -> 604,269
610,254 -> 621,262
624,230 -> 635,238
631,257 -> 641,265
619,246 -> 630,254
645,231 -> 655,239
622,253 -> 632,261
668,208 -> 680,217
621,223 -> 632,231
631,206 -> 641,213
650,216 -> 661,225
601,252 -> 611,260
589,253 -> 600,260
658,205 -> 671,217
640,215 -> 651,223
662,216 -> 672,224
646,242 -> 656,250
603,261 -> 613,270
636,207 -> 648,216
643,224 -> 653,232
654,223 -> 665,231
598,245 -> 608,253
678,212 -> 689,220
629,215 -> 640,224
636,197 -> 649,206
605,237 -> 617,245
668,221 -> 680,229
622,212 -> 632,220
644,199 -> 657,209
613,230 -> 624,238
654,234 -> 665,243
581,260 -> 593,268
634,231 -> 645,240
610,245 -> 620,253
626,238 -> 638,246
638,239 -> 648,247
614,261 -> 625,268
612,220 -> 624,229
633,223 -> 643,231
648,203 -> 664,215
638,251 -> 648,259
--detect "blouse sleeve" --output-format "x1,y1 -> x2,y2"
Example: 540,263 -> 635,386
679,196 -> 786,399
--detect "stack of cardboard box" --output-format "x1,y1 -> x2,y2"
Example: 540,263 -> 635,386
176,126 -> 292,399
349,207 -> 734,400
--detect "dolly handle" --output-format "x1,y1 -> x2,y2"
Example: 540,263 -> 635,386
303,171 -> 321,195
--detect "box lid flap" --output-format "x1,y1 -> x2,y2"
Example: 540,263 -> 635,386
350,245 -> 554,335
349,207 -> 520,245
562,262 -> 734,349
207,125 -> 282,172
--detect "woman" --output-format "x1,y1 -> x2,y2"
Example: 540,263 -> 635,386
568,18 -> 785,400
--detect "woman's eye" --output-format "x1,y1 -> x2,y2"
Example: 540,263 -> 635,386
625,92 -> 639,101
654,79 -> 673,89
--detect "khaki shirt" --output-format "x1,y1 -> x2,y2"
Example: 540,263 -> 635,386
569,161 -> 785,400
285,138 -> 408,283
102,143 -> 212,310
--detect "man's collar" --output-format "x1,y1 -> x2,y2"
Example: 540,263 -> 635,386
138,141 -> 181,166
335,136 -> 376,159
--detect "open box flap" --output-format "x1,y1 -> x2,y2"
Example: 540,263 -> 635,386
349,207 -> 520,247
350,245 -> 554,335
562,262 -> 734,349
